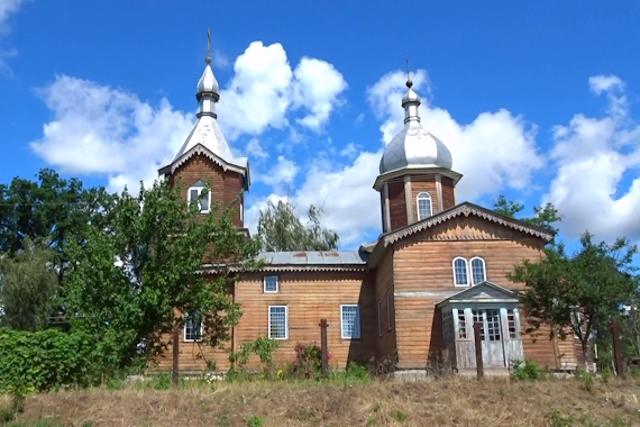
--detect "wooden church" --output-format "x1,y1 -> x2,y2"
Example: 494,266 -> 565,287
154,48 -> 583,376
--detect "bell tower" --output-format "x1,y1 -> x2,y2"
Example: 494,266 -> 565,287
374,78 -> 462,233
158,33 -> 250,229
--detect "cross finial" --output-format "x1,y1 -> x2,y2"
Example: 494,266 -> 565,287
405,58 -> 413,88
205,29 -> 212,65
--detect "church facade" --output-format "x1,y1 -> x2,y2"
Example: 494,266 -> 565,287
154,53 -> 582,375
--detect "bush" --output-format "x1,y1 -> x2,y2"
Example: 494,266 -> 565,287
0,328 -> 104,393
344,362 -> 370,382
292,343 -> 322,378
511,360 -> 543,381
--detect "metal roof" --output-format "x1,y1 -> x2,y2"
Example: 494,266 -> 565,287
257,251 -> 366,266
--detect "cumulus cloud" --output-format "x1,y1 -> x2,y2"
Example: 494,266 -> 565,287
367,70 -> 542,201
218,41 -> 346,139
246,149 -> 381,248
30,75 -> 193,192
0,0 -> 24,72
544,75 -> 640,241
259,155 -> 299,191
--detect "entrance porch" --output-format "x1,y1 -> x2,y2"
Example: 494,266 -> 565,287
438,282 -> 524,372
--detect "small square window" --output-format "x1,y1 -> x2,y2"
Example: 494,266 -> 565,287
268,306 -> 288,340
187,182 -> 211,213
183,313 -> 203,342
341,304 -> 361,340
263,275 -> 279,293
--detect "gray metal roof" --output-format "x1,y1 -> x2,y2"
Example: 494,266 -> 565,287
257,251 -> 366,266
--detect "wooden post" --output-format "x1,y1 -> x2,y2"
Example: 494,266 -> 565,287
319,318 -> 329,377
611,319 -> 625,378
172,325 -> 180,386
473,322 -> 484,380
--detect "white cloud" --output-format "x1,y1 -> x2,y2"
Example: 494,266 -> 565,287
0,0 -> 24,72
218,41 -> 346,139
259,155 -> 299,191
245,138 -> 268,160
292,57 -> 347,130
30,75 -> 193,192
246,150 -> 381,248
544,75 -> 640,241
367,70 -> 542,201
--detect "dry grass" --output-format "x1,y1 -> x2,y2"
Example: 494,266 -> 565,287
2,377 -> 640,426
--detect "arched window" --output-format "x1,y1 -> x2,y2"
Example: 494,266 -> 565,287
416,192 -> 432,220
187,180 -> 211,213
470,257 -> 486,285
452,257 -> 469,287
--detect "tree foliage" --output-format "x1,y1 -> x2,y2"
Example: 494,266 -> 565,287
0,239 -> 58,331
0,169 -> 115,283
511,232 -> 638,361
493,195 -> 561,232
64,181 -> 260,369
257,201 -> 339,251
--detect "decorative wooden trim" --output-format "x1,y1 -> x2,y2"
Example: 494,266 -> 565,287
382,202 -> 554,247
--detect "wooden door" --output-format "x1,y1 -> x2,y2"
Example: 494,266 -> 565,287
472,309 -> 506,368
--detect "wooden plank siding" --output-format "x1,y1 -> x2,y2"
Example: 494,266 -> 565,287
232,271 -> 375,370
373,248 -> 397,367
388,180 -> 407,230
388,216 -> 577,370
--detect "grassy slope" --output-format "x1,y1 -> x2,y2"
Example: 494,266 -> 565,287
2,378 -> 640,426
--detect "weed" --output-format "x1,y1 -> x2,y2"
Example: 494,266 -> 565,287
511,360 -> 543,380
549,410 -> 574,427
391,409 -> 407,422
247,415 -> 264,427
575,368 -> 595,393
150,373 -> 171,390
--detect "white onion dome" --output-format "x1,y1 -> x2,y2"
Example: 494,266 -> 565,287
196,56 -> 220,101
379,79 -> 453,174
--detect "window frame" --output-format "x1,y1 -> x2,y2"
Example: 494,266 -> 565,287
416,191 -> 433,221
183,312 -> 204,342
268,305 -> 288,340
340,304 -> 361,340
469,256 -> 487,285
263,275 -> 279,293
452,257 -> 470,287
187,182 -> 211,213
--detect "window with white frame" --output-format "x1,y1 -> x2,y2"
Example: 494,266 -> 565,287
452,257 -> 469,286
416,192 -> 432,220
268,305 -> 288,339
183,312 -> 203,342
341,304 -> 361,339
507,309 -> 519,339
187,181 -> 211,213
263,275 -> 279,293
470,257 -> 486,285
457,310 -> 467,339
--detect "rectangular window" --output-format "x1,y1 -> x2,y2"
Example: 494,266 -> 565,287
268,306 -> 288,339
457,310 -> 467,339
263,275 -> 279,293
188,186 -> 210,213
472,309 -> 485,340
183,313 -> 203,342
507,309 -> 519,339
341,304 -> 361,339
486,309 -> 501,342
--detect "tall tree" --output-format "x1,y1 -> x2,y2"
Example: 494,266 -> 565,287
257,201 -> 339,251
64,181 -> 260,368
493,195 -> 561,232
0,238 -> 58,330
0,169 -> 116,283
510,232 -> 638,364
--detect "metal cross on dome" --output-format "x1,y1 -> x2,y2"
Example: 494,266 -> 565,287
206,29 -> 212,64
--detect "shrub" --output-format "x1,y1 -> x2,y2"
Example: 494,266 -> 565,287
344,362 -> 370,382
228,337 -> 279,376
292,343 -> 322,378
0,328 -> 104,393
511,360 -> 543,381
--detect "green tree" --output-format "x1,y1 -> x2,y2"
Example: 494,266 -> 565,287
510,232 -> 638,364
493,195 -> 561,232
0,239 -> 58,330
257,201 -> 339,251
0,169 -> 115,283
64,181 -> 260,369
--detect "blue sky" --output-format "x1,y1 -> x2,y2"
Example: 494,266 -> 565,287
1,0 -> 640,250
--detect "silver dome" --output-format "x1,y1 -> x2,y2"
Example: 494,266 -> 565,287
197,62 -> 220,96
379,81 -> 453,174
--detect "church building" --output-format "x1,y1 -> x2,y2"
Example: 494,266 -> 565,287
154,49 -> 582,375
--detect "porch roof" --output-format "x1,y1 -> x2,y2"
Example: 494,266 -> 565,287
436,281 -> 519,307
